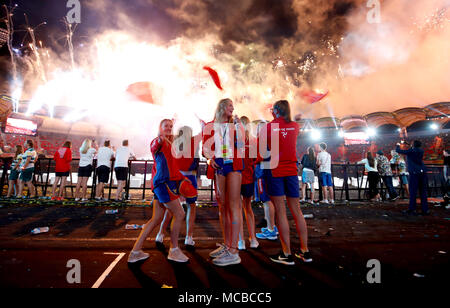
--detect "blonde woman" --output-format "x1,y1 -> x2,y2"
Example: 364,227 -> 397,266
202,98 -> 245,266
75,139 -> 97,201
7,145 -> 23,198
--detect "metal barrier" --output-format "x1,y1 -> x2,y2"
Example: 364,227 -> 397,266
0,157 -> 446,202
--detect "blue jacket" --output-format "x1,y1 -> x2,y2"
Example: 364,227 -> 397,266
395,145 -> 426,174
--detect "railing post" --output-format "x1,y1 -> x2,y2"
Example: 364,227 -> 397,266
143,161 -> 148,201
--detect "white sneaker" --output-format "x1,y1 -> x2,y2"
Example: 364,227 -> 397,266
321,200 -> 329,204
446,204 -> 450,209
250,239 -> 259,249
209,243 -> 226,258
81,198 -> 89,202
238,240 -> 246,250
128,250 -> 149,263
75,198 -> 80,201
212,249 -> 241,266
155,233 -> 164,243
330,200 -> 335,205
184,236 -> 195,246
167,247 -> 189,263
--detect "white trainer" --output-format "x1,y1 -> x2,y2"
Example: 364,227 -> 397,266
184,236 -> 195,246
250,239 -> 259,249
212,249 -> 241,266
155,233 -> 164,243
128,250 -> 149,263
209,243 -> 226,258
238,240 -> 246,250
167,247 -> 189,263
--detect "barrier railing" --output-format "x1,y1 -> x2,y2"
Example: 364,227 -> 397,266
0,157 -> 446,202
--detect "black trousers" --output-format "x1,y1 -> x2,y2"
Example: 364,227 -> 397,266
409,172 -> 428,212
368,171 -> 379,199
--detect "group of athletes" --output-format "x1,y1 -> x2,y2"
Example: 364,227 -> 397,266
128,98 -> 312,267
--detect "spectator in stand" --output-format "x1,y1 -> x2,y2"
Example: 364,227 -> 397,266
391,150 -> 409,198
396,141 -> 429,215
114,140 -> 136,201
17,140 -> 37,198
6,145 -> 23,198
300,147 -> 317,204
51,141 -> 73,200
317,143 -> 334,204
75,139 -> 97,201
358,152 -> 381,202
375,150 -> 399,201
95,140 -> 115,201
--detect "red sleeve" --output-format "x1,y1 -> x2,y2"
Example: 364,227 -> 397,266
150,137 -> 163,156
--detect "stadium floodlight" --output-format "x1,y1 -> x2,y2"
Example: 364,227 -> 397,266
311,129 -> 322,141
430,123 -> 439,130
338,130 -> 345,138
366,127 -> 376,137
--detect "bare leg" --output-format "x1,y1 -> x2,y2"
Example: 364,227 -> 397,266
286,197 -> 308,253
115,180 -> 125,200
301,183 -> 306,200
215,174 -> 229,246
226,172 -> 242,254
59,177 -> 67,198
186,203 -> 196,238
263,201 -> 275,230
81,177 -> 89,199
132,199 -> 166,251
52,177 -> 60,198
157,209 -> 172,238
242,196 -> 256,241
270,195 -> 291,255
28,181 -> 36,198
164,199 -> 186,249
7,180 -> 16,197
75,178 -> 82,198
17,180 -> 24,197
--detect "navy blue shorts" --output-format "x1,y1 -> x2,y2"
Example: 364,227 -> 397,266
319,172 -> 333,187
153,181 -> 180,204
267,173 -> 300,198
215,158 -> 242,177
241,183 -> 254,198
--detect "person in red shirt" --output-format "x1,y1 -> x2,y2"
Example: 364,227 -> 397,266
128,119 -> 195,264
238,116 -> 259,250
51,141 -> 72,200
263,100 -> 312,265
155,125 -> 202,249
202,98 -> 245,266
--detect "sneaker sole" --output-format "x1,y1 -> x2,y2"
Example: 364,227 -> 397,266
256,236 -> 278,240
127,255 -> 149,263
167,257 -> 189,263
269,257 -> 295,266
295,254 -> 313,262
212,258 -> 241,267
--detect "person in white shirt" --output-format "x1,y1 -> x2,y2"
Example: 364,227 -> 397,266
316,143 -> 334,204
75,139 -> 97,201
358,152 -> 381,201
17,140 -> 37,198
95,140 -> 115,201
114,140 -> 136,201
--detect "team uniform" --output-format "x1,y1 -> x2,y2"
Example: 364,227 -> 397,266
151,137 -> 197,204
175,136 -> 201,204
115,146 -> 135,181
9,154 -> 23,181
54,146 -> 72,177
241,137 -> 256,198
202,121 -> 244,179
264,118 -> 300,198
20,148 -> 37,182
78,148 -> 96,177
96,146 -> 114,183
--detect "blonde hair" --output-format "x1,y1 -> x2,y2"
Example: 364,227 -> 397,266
15,145 -> 23,159
80,139 -> 92,154
214,98 -> 233,123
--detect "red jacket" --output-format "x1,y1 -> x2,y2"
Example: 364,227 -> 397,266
242,136 -> 256,184
54,147 -> 72,173
202,120 -> 245,179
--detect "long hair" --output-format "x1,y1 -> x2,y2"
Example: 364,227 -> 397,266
63,141 -> 72,148
80,139 -> 92,154
159,119 -> 174,142
367,152 -> 375,168
308,146 -> 315,163
214,98 -> 233,123
15,145 -> 23,159
273,100 -> 292,123
175,126 -> 193,155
